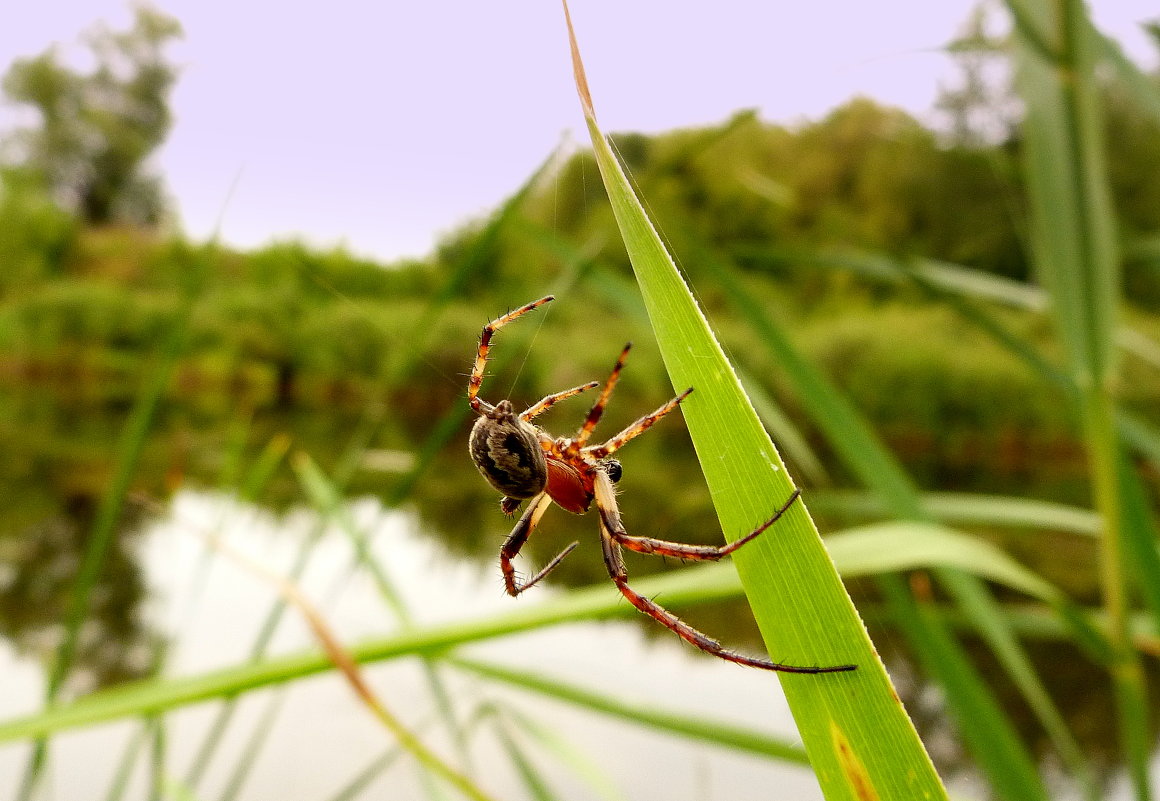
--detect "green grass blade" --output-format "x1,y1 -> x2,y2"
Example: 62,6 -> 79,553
560,6 -> 945,799
184,424 -> 376,789
490,715 -> 561,801
1099,30 -> 1160,127
103,434 -> 291,801
295,453 -> 409,618
562,3 -> 1088,794
324,744 -> 410,801
387,143 -> 563,383
1116,410 -> 1160,476
295,453 -> 475,774
497,707 -> 627,801
1116,452 -> 1160,632
810,491 -> 1100,536
692,246 -> 1063,797
449,656 -> 809,765
739,367 -> 831,487
1011,0 -> 1151,795
1014,1 -> 1119,382
827,523 -> 1062,601
216,692 -> 287,801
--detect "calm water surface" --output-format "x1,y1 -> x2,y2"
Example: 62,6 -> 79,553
0,491 -> 837,800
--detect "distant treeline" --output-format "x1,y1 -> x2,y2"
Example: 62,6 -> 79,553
3,95 -> 1160,500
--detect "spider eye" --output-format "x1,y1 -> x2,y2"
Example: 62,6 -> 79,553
603,459 -> 622,484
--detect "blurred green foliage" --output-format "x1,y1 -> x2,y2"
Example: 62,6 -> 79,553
1,12 -> 1159,763
2,82 -> 1160,479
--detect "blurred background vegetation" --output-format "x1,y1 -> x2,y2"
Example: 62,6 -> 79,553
3,2 -> 1160,800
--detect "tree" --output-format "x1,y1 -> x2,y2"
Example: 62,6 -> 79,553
1,6 -> 182,226
933,1 -> 1019,148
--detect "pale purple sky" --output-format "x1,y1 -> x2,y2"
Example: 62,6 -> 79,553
1,1 -> 1156,262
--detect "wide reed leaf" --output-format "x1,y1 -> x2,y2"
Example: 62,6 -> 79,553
558,4 -> 945,799
688,215 -> 1066,797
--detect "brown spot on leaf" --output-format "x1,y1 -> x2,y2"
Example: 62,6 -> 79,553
831,720 -> 882,801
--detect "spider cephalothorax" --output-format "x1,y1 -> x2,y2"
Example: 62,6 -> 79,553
467,295 -> 855,675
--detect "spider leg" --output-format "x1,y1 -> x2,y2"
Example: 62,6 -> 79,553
593,474 -> 854,674
583,387 -> 694,460
500,492 -> 578,596
604,490 -> 803,561
521,381 -> 600,421
570,343 -> 632,453
469,295 -> 554,414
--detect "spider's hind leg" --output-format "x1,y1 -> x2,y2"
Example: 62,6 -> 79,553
598,522 -> 853,674
608,490 -> 803,561
593,474 -> 853,674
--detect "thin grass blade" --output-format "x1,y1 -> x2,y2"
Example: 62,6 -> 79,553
449,656 -> 809,765
1011,0 -> 1151,795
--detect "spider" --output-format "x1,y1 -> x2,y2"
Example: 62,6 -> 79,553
468,296 -> 855,674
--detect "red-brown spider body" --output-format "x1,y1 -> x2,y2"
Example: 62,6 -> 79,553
467,296 -> 855,675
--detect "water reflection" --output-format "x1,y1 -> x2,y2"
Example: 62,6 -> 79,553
1,383 -> 1154,795
0,492 -> 828,800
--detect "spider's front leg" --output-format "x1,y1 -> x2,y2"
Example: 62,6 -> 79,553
468,295 -> 554,414
500,492 -> 578,597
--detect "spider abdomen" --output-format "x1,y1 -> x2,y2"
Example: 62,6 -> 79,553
469,402 -> 548,499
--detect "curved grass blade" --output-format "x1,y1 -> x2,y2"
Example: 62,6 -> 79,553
195,519 -> 499,801
590,130 -> 1064,798
828,522 -> 1062,601
296,453 -> 474,775
0,520 -> 1083,746
489,712 -> 562,801
182,424 -> 376,790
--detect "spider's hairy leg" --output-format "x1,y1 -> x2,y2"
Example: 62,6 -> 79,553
593,474 -> 855,674
469,295 -> 554,413
521,381 -> 600,422
500,491 -> 578,596
606,489 -> 803,561
572,343 -> 632,451
584,387 -> 694,460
